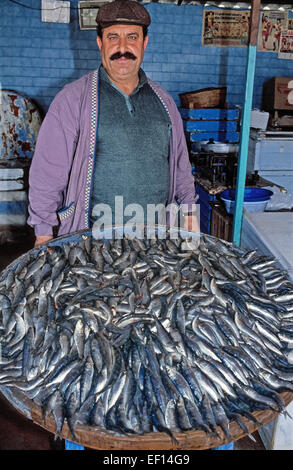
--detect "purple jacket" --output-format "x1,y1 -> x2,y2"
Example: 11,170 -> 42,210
28,68 -> 196,236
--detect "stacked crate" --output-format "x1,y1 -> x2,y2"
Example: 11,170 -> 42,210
179,106 -> 240,149
179,106 -> 240,234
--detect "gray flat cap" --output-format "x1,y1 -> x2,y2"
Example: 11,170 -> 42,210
96,0 -> 151,28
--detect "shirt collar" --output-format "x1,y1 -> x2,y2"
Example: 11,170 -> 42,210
99,65 -> 148,95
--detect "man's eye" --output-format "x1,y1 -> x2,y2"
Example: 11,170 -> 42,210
128,35 -> 138,41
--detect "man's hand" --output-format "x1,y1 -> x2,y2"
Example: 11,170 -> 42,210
183,214 -> 200,233
34,235 -> 53,247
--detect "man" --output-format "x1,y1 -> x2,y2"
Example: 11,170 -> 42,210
272,19 -> 282,52
28,0 -> 198,247
261,15 -> 272,50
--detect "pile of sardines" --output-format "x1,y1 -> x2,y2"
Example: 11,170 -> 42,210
1,229 -> 293,443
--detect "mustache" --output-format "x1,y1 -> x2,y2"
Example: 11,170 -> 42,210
110,51 -> 137,61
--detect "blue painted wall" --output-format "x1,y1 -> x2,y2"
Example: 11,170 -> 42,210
1,0 -> 293,115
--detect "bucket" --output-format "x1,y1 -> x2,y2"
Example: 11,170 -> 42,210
220,188 -> 273,215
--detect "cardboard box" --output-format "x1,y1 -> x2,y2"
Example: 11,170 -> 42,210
262,77 -> 293,111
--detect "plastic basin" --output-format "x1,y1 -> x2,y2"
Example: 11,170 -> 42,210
220,188 -> 273,214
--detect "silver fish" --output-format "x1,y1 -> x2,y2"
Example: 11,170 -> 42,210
1,229 -> 293,442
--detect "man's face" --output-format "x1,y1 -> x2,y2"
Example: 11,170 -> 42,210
97,24 -> 148,85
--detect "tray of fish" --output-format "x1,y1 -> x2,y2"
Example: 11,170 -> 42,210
0,225 -> 293,450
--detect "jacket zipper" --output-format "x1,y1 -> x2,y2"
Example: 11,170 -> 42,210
85,69 -> 99,229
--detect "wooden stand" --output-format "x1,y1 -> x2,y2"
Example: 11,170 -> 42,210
210,203 -> 233,242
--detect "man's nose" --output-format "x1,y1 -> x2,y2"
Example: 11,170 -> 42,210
118,36 -> 127,52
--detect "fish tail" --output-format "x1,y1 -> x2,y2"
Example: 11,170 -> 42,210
248,433 -> 257,443
282,409 -> 293,420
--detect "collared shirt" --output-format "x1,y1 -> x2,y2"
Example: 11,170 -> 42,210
90,65 -> 171,227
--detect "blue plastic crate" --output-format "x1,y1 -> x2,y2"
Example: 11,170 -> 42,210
189,131 -> 240,143
65,440 -> 84,450
183,120 -> 238,132
179,107 -> 240,121
213,442 -> 234,450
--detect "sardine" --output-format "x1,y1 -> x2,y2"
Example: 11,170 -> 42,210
1,229 -> 293,442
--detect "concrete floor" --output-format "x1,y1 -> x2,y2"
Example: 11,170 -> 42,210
0,230 -> 266,451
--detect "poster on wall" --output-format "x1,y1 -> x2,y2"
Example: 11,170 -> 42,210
41,0 -> 70,23
288,18 -> 293,30
257,11 -> 288,52
78,1 -> 107,30
278,30 -> 293,60
202,9 -> 250,47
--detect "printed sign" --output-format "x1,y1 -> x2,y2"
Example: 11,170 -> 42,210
202,9 -> 250,47
278,29 -> 293,60
257,11 -> 288,52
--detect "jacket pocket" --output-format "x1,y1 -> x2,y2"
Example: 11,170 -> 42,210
57,201 -> 76,221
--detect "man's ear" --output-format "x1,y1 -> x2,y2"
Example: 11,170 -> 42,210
143,35 -> 149,51
97,36 -> 102,52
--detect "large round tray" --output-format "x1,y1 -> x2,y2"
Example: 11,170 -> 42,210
1,227 -> 293,450
0,384 -> 292,450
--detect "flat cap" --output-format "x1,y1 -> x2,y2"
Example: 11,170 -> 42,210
96,0 -> 151,28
